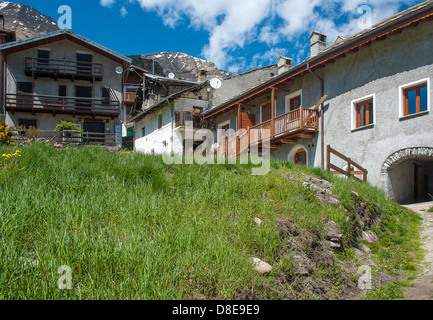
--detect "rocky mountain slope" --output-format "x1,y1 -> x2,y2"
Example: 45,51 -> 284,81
136,52 -> 232,81
0,1 -> 59,40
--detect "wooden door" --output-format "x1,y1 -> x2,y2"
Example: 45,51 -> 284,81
75,86 -> 92,110
83,121 -> 105,143
295,149 -> 307,165
261,103 -> 271,122
76,53 -> 92,75
290,96 -> 301,111
241,112 -> 255,129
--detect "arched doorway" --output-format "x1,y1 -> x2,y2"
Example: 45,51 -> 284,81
289,145 -> 308,166
382,147 -> 433,204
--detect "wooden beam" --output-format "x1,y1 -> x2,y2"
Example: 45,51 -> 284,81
280,138 -> 296,144
271,87 -> 275,137
270,144 -> 281,149
237,103 -> 241,132
296,133 -> 315,139
313,95 -> 328,111
274,87 -> 290,93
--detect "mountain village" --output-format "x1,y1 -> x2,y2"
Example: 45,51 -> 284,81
1,1 -> 433,205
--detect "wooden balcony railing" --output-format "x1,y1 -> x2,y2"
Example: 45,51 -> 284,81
175,111 -> 203,129
6,93 -> 120,116
12,130 -> 117,146
218,106 -> 319,158
250,106 -> 319,145
124,92 -> 137,104
24,57 -> 104,81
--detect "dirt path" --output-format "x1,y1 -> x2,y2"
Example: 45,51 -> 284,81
402,202 -> 433,300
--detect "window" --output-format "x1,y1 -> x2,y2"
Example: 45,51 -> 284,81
76,53 -> 92,75
351,95 -> 375,130
102,87 -> 111,105
285,90 -> 302,112
401,80 -> 429,117
59,85 -> 67,97
289,96 -> 301,111
355,98 -> 374,128
158,114 -> 163,129
18,119 -> 37,129
141,127 -> 146,137
37,50 -> 50,66
17,82 -> 33,93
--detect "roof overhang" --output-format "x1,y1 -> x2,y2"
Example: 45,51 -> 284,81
0,29 -> 132,68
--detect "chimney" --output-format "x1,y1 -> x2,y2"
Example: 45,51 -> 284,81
277,56 -> 293,75
309,31 -> 327,58
197,69 -> 207,83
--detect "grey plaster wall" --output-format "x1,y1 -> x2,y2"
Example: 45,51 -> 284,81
210,65 -> 278,106
312,19 -> 433,200
4,39 -> 124,130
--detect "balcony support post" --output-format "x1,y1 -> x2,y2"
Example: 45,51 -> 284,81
271,87 -> 275,138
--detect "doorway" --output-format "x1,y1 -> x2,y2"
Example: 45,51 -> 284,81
83,120 -> 105,143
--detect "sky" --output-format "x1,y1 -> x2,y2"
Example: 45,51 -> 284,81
11,0 -> 426,74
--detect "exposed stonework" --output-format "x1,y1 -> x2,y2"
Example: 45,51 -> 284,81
382,147 -> 433,175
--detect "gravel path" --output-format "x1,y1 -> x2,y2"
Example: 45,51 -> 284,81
402,202 -> 433,300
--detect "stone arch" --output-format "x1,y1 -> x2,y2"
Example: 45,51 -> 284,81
381,147 -> 433,175
288,144 -> 308,165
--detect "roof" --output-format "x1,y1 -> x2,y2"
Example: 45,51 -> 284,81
204,0 -> 433,118
127,81 -> 209,124
0,29 -> 132,66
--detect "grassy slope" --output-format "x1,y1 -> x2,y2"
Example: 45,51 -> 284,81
0,143 -> 422,300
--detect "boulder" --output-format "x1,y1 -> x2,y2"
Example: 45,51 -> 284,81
251,258 -> 272,275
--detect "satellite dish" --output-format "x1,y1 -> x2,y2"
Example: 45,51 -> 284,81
210,78 -> 222,90
115,66 -> 124,75
168,73 -> 175,79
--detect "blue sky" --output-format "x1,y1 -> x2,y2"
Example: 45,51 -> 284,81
11,0 -> 426,74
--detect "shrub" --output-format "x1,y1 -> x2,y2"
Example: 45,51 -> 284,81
55,121 -> 82,133
25,126 -> 41,141
0,122 -> 13,145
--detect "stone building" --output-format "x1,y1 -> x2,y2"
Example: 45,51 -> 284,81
203,1 -> 433,204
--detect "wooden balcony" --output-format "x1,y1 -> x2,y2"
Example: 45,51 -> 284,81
124,92 -> 137,105
218,106 -> 319,158
6,93 -> 120,117
24,57 -> 104,82
175,111 -> 203,129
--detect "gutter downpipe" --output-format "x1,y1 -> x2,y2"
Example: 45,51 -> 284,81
307,63 -> 325,169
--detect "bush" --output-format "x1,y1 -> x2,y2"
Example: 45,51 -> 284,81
0,122 -> 13,145
55,120 -> 82,133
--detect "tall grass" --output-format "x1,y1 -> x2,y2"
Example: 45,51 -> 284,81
0,143 -> 421,299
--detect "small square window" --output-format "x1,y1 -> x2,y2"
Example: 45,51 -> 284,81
355,98 -> 374,129
403,82 -> 428,116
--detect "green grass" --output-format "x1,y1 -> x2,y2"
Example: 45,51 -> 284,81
0,142 -> 422,299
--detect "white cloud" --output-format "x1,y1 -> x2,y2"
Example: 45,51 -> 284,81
120,6 -> 128,17
100,0 -> 116,7
101,0 -> 422,71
